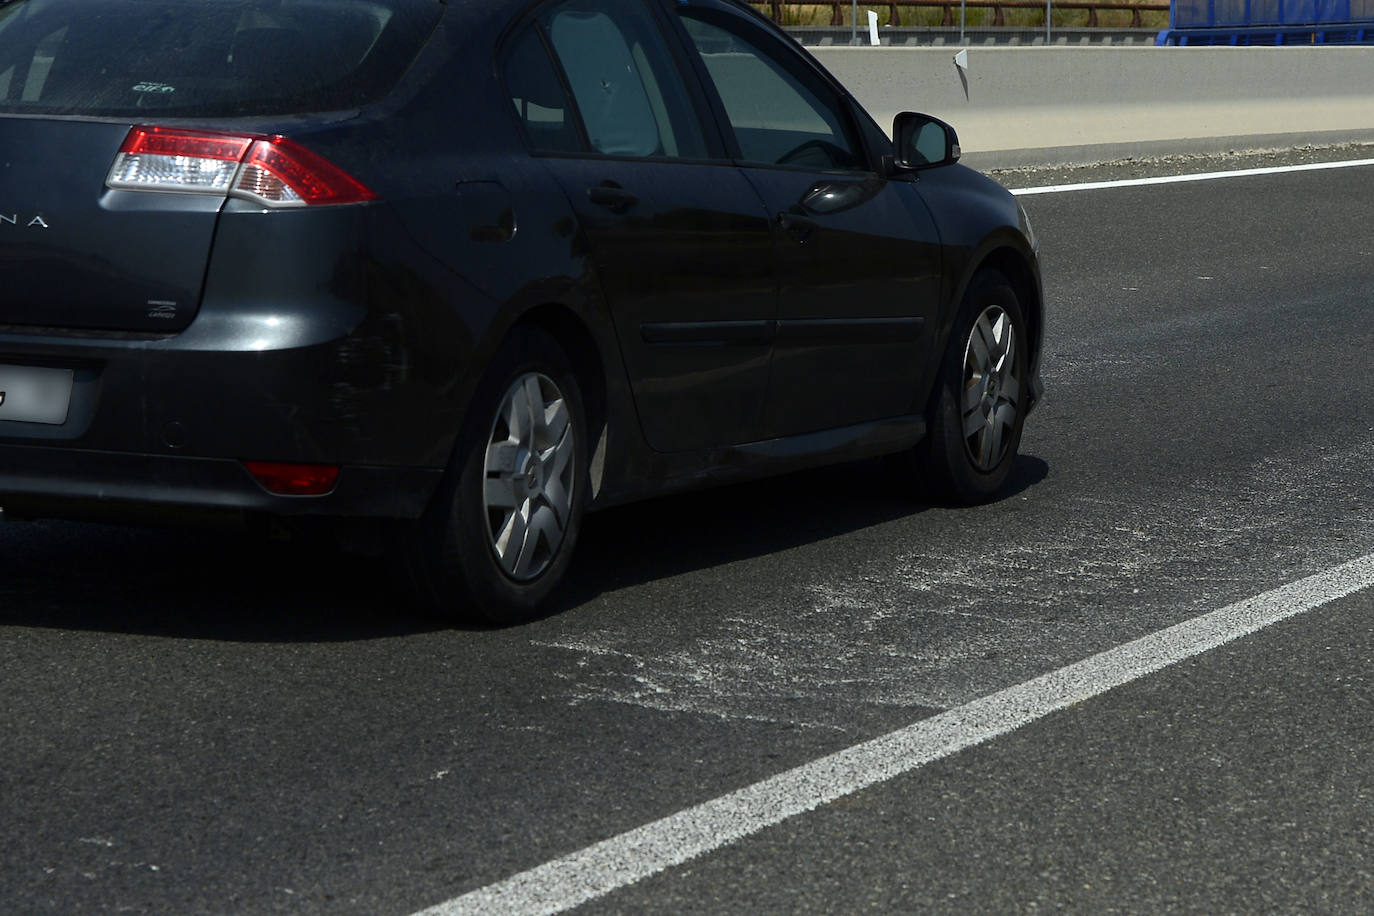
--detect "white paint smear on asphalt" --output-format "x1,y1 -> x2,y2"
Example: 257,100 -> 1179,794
412,553 -> 1374,916
1010,158 -> 1374,196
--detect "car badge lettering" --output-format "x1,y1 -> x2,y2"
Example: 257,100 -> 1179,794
146,301 -> 178,320
0,213 -> 49,229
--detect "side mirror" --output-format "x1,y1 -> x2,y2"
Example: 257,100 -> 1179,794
890,112 -> 961,172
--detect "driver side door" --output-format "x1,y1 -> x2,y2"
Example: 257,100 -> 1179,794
674,6 -> 945,439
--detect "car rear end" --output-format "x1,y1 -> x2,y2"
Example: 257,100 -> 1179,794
0,0 -> 455,524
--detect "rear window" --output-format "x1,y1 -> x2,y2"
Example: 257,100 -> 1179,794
0,0 -> 440,117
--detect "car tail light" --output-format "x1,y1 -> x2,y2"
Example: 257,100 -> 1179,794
107,127 -> 376,207
244,461 -> 341,496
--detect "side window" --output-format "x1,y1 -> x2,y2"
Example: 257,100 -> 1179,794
539,0 -> 706,159
679,14 -> 864,172
503,27 -> 583,154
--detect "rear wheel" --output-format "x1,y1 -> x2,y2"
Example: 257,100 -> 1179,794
398,326 -> 587,624
914,270 -> 1027,504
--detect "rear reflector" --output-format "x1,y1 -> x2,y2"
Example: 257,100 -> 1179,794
244,461 -> 341,496
107,127 -> 376,207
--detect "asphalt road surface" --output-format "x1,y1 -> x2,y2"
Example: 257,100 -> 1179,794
3,147 -> 1372,915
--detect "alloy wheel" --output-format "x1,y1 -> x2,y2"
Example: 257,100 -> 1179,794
960,304 -> 1021,472
482,372 -> 576,581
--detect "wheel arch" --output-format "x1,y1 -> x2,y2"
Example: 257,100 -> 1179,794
964,243 -> 1044,406
505,303 -> 611,500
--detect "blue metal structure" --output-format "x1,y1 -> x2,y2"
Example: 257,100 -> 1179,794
1157,0 -> 1374,42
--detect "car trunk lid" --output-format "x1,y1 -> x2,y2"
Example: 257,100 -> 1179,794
0,117 -> 222,333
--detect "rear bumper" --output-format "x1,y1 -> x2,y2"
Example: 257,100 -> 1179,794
0,443 -> 442,522
0,314 -> 456,521
0,287 -> 463,523
0,201 -> 481,522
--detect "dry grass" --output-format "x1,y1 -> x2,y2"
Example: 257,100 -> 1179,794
756,2 -> 1169,29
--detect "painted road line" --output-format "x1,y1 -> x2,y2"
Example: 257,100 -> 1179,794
1009,158 -> 1374,196
412,552 -> 1374,916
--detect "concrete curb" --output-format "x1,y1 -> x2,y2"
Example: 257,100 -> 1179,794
958,128 -> 1374,170
810,46 -> 1374,167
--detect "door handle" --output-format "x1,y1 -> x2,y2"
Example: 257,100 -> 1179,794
586,184 -> 638,214
776,210 -> 819,238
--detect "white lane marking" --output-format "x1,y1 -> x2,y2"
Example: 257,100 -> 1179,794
1009,158 -> 1374,195
413,553 -> 1374,916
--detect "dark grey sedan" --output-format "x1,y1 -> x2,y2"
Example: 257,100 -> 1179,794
0,0 -> 1042,621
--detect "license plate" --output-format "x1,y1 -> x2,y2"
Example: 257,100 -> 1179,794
0,364 -> 74,425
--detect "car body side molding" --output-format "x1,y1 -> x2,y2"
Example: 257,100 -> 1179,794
640,316 -> 924,347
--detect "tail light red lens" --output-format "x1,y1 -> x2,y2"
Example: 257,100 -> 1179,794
107,127 -> 377,207
236,138 -> 378,207
118,127 -> 255,161
107,127 -> 250,194
244,461 -> 341,496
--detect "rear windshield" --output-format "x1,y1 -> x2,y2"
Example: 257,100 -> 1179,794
0,0 -> 440,117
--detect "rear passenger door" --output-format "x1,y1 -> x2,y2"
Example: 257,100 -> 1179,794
673,3 -> 945,439
502,0 -> 777,454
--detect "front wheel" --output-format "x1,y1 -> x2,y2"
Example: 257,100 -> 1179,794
397,326 -> 588,624
914,271 -> 1027,504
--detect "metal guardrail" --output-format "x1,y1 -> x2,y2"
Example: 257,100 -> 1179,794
785,24 -> 1163,40
1157,0 -> 1374,43
1170,0 -> 1373,28
763,0 -> 1168,26
1157,22 -> 1374,41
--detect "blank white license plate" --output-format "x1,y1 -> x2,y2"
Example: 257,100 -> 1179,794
0,364 -> 74,425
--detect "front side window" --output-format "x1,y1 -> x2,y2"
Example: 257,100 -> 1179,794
679,13 -> 863,172
538,0 -> 706,159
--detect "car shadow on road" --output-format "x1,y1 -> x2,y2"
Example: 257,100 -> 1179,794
0,517 -> 439,641
0,454 -> 1048,640
551,452 -> 1050,615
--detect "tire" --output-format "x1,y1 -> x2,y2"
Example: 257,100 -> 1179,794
397,325 -> 588,624
914,270 -> 1027,505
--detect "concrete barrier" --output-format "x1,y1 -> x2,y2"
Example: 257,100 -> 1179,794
810,46 -> 1374,167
